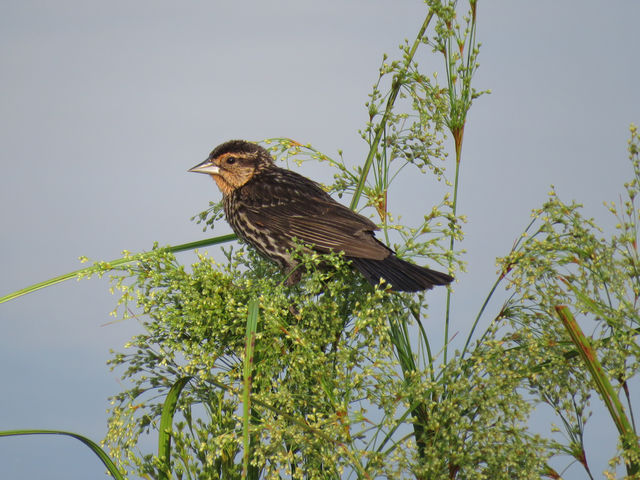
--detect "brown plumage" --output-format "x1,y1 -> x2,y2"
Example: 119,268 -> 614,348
189,140 -> 453,292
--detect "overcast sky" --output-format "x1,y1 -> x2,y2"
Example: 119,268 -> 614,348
1,1 -> 639,478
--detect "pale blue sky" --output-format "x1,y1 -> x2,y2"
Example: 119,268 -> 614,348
1,1 -> 639,478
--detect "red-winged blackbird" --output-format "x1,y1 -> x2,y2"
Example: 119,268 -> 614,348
189,140 -> 453,292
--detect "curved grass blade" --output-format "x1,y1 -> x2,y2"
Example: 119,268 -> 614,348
555,305 -> 640,476
0,429 -> 124,480
0,234 -> 237,304
158,376 -> 192,480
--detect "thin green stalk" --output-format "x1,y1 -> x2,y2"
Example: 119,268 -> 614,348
442,0 -> 481,364
443,151 -> 461,364
410,306 -> 435,378
460,274 -> 501,357
349,10 -> 434,211
0,234 -> 237,304
462,216 -> 546,357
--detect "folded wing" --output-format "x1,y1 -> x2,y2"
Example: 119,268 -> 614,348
239,168 -> 390,260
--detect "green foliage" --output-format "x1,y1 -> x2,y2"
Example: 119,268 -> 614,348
494,124 -> 640,477
101,121 -> 640,478
104,246 -> 399,478
103,243 -> 549,478
102,4 -> 553,479
5,1 -> 639,479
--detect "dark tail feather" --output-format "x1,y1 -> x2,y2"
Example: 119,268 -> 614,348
350,255 -> 453,292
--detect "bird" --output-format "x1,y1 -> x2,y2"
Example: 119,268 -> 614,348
188,140 -> 453,292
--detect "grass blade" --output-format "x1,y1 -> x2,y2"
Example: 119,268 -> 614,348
158,376 -> 192,480
555,305 -> 640,476
242,298 -> 259,480
0,429 -> 124,480
0,234 -> 237,304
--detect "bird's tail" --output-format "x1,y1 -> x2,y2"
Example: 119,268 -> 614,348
350,255 -> 453,292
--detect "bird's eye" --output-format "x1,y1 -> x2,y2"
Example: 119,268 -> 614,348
226,157 -> 236,165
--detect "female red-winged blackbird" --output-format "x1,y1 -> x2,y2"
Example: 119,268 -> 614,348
189,140 -> 453,292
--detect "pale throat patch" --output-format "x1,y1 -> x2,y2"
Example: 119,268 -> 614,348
212,174 -> 234,196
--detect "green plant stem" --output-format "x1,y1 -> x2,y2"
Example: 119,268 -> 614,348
442,0 -> 480,364
443,147 -> 461,364
0,234 -> 237,305
461,273 -> 502,357
349,10 -> 434,211
462,216 -> 541,357
555,305 -> 640,476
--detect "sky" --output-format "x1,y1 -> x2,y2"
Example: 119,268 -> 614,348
1,1 -> 639,478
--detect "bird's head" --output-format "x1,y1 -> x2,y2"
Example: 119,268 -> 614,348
189,140 -> 274,195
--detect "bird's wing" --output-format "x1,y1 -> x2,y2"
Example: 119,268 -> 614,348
239,169 -> 390,260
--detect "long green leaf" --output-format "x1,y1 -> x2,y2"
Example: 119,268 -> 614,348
242,299 -> 260,480
158,376 -> 192,480
555,305 -> 640,476
0,429 -> 125,480
0,234 -> 237,304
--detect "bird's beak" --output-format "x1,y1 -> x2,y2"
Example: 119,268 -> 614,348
188,159 -> 220,175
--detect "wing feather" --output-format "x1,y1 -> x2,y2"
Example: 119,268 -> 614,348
238,168 -> 390,260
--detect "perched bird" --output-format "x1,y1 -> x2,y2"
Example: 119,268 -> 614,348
189,140 -> 453,292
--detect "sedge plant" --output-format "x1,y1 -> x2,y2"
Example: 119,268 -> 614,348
3,1 -> 640,479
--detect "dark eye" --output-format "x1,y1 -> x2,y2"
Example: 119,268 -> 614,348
226,157 -> 236,165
